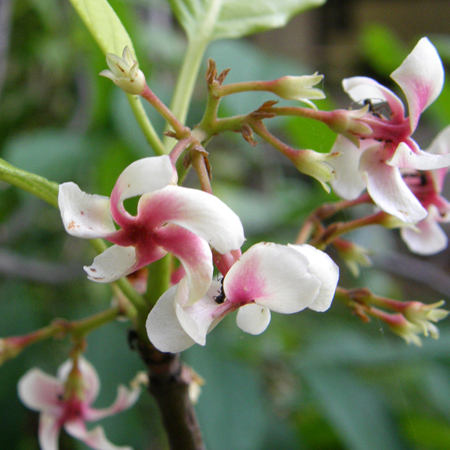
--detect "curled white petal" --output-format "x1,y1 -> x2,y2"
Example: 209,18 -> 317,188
401,206 -> 448,255
155,224 -> 213,306
289,244 -> 339,312
175,280 -> 225,345
84,245 -> 138,283
236,304 -> 271,335
388,142 -> 450,171
59,183 -> 116,239
328,135 -> 366,199
391,37 -> 444,132
86,384 -> 141,422
112,155 -> 175,206
39,412 -> 61,450
359,146 -> 427,222
146,284 -> 196,353
64,422 -> 132,450
18,369 -> 63,414
138,186 -> 245,254
224,242 -> 321,314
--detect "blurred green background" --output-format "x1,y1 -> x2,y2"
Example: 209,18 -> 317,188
2,0 -> 450,449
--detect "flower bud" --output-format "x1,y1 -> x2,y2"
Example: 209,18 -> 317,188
375,212 -> 419,229
333,239 -> 372,277
403,300 -> 449,338
326,107 -> 373,145
99,46 -> 146,95
270,73 -> 325,108
386,313 -> 424,346
290,149 -> 339,192
0,337 -> 23,366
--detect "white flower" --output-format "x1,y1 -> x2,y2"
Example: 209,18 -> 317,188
58,155 -> 245,305
146,242 -> 339,353
18,357 -> 142,450
329,38 -> 450,223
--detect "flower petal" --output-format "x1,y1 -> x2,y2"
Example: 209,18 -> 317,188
137,185 -> 245,254
236,304 -> 271,335
18,368 -> 63,414
86,385 -> 140,421
57,357 -> 100,405
59,183 -> 116,239
84,245 -> 139,283
39,412 -> 61,450
388,142 -> 450,171
401,206 -> 448,255
289,244 -> 339,312
391,37 -> 444,132
328,135 -> 366,199
65,421 -> 131,450
155,224 -> 213,305
110,156 -> 175,225
224,242 -> 321,314
174,279 -> 229,346
426,125 -> 450,191
359,145 -> 427,222
342,76 -> 405,122
146,284 -> 197,353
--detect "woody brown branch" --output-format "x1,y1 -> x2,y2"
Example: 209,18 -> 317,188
137,337 -> 206,450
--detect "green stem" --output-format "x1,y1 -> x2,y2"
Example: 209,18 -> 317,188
164,37 -> 208,150
141,86 -> 189,139
0,158 -> 59,207
70,307 -> 123,337
1,307 -> 122,365
127,95 -> 165,155
145,254 -> 171,307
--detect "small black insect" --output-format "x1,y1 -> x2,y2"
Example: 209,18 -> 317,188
213,278 -> 226,304
127,329 -> 139,350
363,99 -> 390,119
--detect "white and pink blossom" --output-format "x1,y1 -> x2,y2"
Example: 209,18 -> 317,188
58,155 -> 245,304
329,37 -> 450,223
18,357 -> 143,450
146,242 -> 339,353
401,126 -> 450,254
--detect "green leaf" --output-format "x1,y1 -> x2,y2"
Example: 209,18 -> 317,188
68,0 -> 134,55
301,366 -> 405,450
168,0 -> 326,42
68,0 -> 165,154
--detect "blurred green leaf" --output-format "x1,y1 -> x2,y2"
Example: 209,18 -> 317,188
68,0 -> 135,55
168,0 -> 326,42
422,364 -> 450,420
301,366 -> 405,450
3,129 -> 90,183
360,24 -> 407,77
401,414 -> 450,450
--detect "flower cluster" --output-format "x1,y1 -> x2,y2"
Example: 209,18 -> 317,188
18,357 -> 144,450
147,242 -> 339,352
58,154 -> 339,352
328,38 -> 450,228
